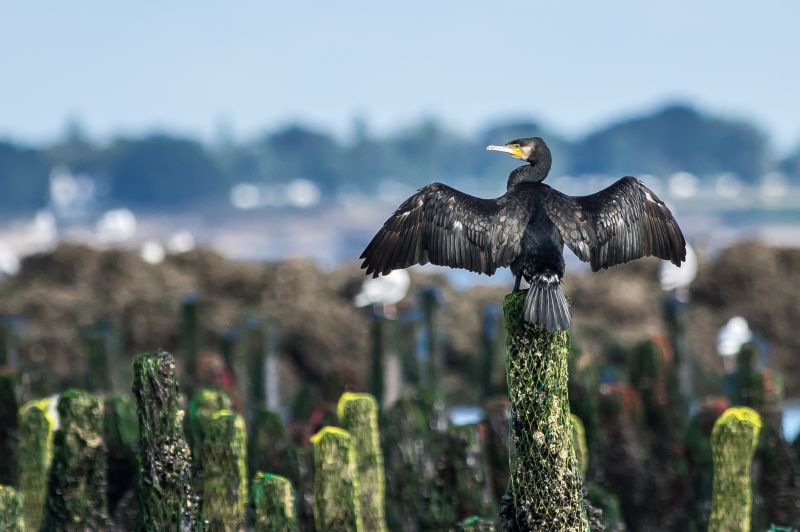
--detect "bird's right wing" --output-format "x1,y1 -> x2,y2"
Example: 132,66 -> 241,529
360,183 -> 524,277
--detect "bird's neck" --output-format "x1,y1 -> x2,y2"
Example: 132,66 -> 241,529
507,164 -> 549,189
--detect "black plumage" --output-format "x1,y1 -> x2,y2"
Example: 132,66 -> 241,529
360,137 -> 686,331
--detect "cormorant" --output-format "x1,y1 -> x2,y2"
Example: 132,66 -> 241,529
360,137 -> 686,331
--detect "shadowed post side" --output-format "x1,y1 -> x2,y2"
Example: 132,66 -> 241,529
132,350 -> 201,532
499,291 -> 588,532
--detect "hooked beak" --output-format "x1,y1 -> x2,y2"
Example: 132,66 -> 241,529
486,144 -> 524,159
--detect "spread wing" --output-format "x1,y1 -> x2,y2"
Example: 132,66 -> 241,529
543,176 -> 686,272
360,183 -> 525,277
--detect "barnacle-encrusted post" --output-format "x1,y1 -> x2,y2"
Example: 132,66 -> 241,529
253,473 -> 298,532
0,485 -> 25,532
199,410 -> 248,532
337,393 -> 387,532
458,516 -> 497,532
708,406 -> 762,532
18,397 -> 55,531
448,423 -> 495,520
499,291 -> 588,532
40,389 -> 109,532
132,350 -> 201,532
569,415 -> 588,480
310,426 -> 362,532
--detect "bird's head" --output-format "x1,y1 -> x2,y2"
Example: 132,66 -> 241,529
486,137 -> 549,164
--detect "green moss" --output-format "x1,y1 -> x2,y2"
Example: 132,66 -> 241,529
448,423 -> 495,520
40,389 -> 110,532
569,415 -> 588,480
499,291 -> 588,532
0,485 -> 25,532
310,426 -> 362,532
457,515 -> 497,532
18,397 -> 55,531
337,393 -> 387,532
708,407 -> 762,532
253,473 -> 298,532
132,350 -> 201,532
199,410 -> 248,532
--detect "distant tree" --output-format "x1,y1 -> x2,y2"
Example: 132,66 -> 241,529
0,142 -> 50,216
571,105 -> 772,181
107,135 -> 228,208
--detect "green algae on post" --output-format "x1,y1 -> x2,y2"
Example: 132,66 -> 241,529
457,515 -> 497,532
499,291 -> 588,532
310,426 -> 362,532
0,485 -> 25,532
199,410 -> 248,532
40,389 -> 110,532
253,473 -> 298,532
570,414 -> 589,480
708,407 -> 762,532
18,397 -> 56,531
132,350 -> 202,532
337,392 -> 387,532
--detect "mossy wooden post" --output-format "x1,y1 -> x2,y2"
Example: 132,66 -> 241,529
41,389 -> 109,531
253,473 -> 298,532
18,397 -> 56,530
132,350 -> 201,532
457,516 -> 497,532
199,410 -> 248,532
310,426 -> 362,532
708,407 -> 762,532
337,393 -> 387,532
448,423 -> 495,520
500,291 -> 588,532
0,485 -> 25,532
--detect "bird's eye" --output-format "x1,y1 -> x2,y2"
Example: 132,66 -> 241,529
511,144 -> 520,149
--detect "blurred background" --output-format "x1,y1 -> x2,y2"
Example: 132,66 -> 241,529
2,3 -> 800,527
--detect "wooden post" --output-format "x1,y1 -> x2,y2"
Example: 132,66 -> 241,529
708,407 -> 762,532
41,389 -> 110,531
18,397 -> 56,531
132,350 -> 201,532
338,393 -> 387,532
253,473 -> 298,532
499,291 -> 588,531
310,427 -> 362,532
0,485 -> 25,532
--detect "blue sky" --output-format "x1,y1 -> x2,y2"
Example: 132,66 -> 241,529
1,1 -> 799,153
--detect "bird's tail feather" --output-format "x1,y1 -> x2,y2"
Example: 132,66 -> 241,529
523,274 -> 572,332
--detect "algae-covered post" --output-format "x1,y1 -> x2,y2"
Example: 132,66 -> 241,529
570,414 -> 588,480
253,473 -> 298,532
708,407 -> 762,532
18,397 -> 56,531
337,393 -> 387,532
199,410 -> 248,532
499,291 -> 588,532
40,389 -> 110,532
310,426 -> 362,532
0,485 -> 25,532
132,350 -> 202,532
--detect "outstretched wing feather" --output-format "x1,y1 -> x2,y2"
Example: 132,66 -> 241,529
543,176 -> 685,272
360,183 -> 523,277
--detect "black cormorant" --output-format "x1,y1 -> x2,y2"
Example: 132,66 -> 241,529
360,137 -> 686,331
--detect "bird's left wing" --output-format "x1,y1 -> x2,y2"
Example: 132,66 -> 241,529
360,183 -> 524,277
542,176 -> 686,272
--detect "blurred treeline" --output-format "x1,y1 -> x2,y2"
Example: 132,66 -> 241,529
2,104 -> 799,215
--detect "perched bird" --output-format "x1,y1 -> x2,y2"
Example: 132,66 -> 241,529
360,137 -> 686,331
